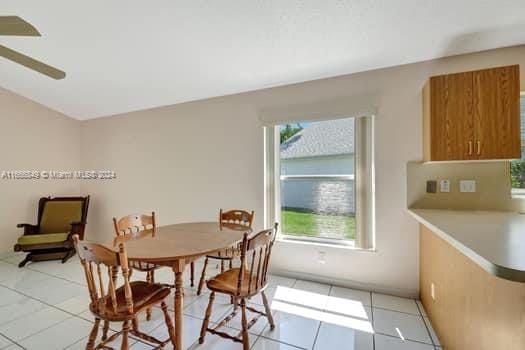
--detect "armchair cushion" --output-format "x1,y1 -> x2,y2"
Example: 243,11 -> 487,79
17,233 -> 69,246
40,201 -> 83,234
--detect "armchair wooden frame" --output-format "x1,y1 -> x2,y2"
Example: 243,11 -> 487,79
197,209 -> 254,295
14,196 -> 90,267
199,223 -> 278,350
73,235 -> 175,350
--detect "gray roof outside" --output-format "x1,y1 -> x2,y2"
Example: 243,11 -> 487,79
280,118 -> 354,159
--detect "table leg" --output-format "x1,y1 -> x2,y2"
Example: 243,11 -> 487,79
173,260 -> 185,350
190,261 -> 195,287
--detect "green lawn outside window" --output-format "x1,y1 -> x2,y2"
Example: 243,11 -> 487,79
281,209 -> 356,241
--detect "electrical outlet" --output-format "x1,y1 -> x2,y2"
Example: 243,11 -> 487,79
440,179 -> 450,193
460,180 -> 476,193
431,283 -> 436,300
426,180 -> 437,193
318,251 -> 326,264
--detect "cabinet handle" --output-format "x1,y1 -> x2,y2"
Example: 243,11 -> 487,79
476,140 -> 481,155
468,141 -> 473,155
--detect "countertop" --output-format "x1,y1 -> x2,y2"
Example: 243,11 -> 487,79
408,208 -> 525,282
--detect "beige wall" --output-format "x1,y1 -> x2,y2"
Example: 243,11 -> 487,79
407,161 -> 514,211
0,87 -> 81,252
79,100 -> 263,238
79,45 -> 525,297
1,46 -> 523,296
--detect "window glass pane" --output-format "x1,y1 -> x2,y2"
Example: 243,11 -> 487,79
279,117 -> 356,241
510,95 -> 525,189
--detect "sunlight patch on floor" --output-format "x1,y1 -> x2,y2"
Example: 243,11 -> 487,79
271,286 -> 374,334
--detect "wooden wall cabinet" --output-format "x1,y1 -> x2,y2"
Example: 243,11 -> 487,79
423,65 -> 520,161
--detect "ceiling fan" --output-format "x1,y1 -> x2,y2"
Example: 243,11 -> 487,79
0,16 -> 65,79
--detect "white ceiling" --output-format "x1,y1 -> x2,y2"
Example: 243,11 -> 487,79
1,1 -> 525,120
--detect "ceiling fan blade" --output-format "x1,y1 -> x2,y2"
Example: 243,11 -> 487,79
0,44 -> 65,79
0,16 -> 41,36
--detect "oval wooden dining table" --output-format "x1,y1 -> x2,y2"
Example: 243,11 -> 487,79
105,222 -> 249,349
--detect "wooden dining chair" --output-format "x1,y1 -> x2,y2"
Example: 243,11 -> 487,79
199,223 -> 278,350
73,235 -> 175,350
196,209 -> 255,296
113,212 -> 162,320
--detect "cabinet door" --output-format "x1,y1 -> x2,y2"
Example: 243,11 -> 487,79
429,72 -> 475,160
473,65 -> 520,159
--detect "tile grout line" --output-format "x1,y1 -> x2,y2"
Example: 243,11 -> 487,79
250,335 -> 261,350
26,296 -> 422,347
374,331 -> 437,347
262,338 -> 308,350
0,284 -> 86,320
371,293 -> 436,349
6,314 -> 79,345
256,279 -> 314,350
310,284 -> 331,350
3,257 -> 242,347
415,299 -> 437,348
370,291 -> 375,350
0,295 -> 83,345
0,286 -> 71,328
372,295 -> 435,346
2,259 -> 202,308
257,333 -> 310,350
1,264 -> 438,349
369,294 -> 435,347
371,305 -> 423,316
0,259 -> 234,348
0,330 -> 26,350
261,279 -> 373,350
0,258 -> 87,287
0,283 -> 123,347
2,257 -> 196,289
63,333 -> 141,350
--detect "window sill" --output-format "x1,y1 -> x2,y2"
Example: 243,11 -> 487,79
276,236 -> 375,252
511,188 -> 525,199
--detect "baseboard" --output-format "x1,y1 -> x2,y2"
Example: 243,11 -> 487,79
269,267 -> 419,299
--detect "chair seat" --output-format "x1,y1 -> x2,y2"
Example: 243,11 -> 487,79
207,268 -> 261,296
91,281 -> 170,320
17,233 -> 69,246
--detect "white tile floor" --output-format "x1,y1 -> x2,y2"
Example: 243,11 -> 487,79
0,251 -> 442,350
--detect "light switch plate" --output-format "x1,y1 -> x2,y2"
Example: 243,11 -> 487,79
440,179 -> 450,193
460,180 -> 476,193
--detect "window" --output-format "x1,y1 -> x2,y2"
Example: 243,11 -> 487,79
511,93 -> 525,196
265,116 -> 374,248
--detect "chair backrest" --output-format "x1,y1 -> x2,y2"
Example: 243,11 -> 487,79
219,209 -> 254,229
73,235 -> 134,315
113,212 -> 156,236
236,223 -> 278,296
38,196 -> 90,234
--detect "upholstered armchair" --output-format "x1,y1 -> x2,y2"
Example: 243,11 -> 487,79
14,196 -> 90,267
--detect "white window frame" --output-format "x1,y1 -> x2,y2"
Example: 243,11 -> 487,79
264,116 -> 375,249
510,92 -> 525,198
